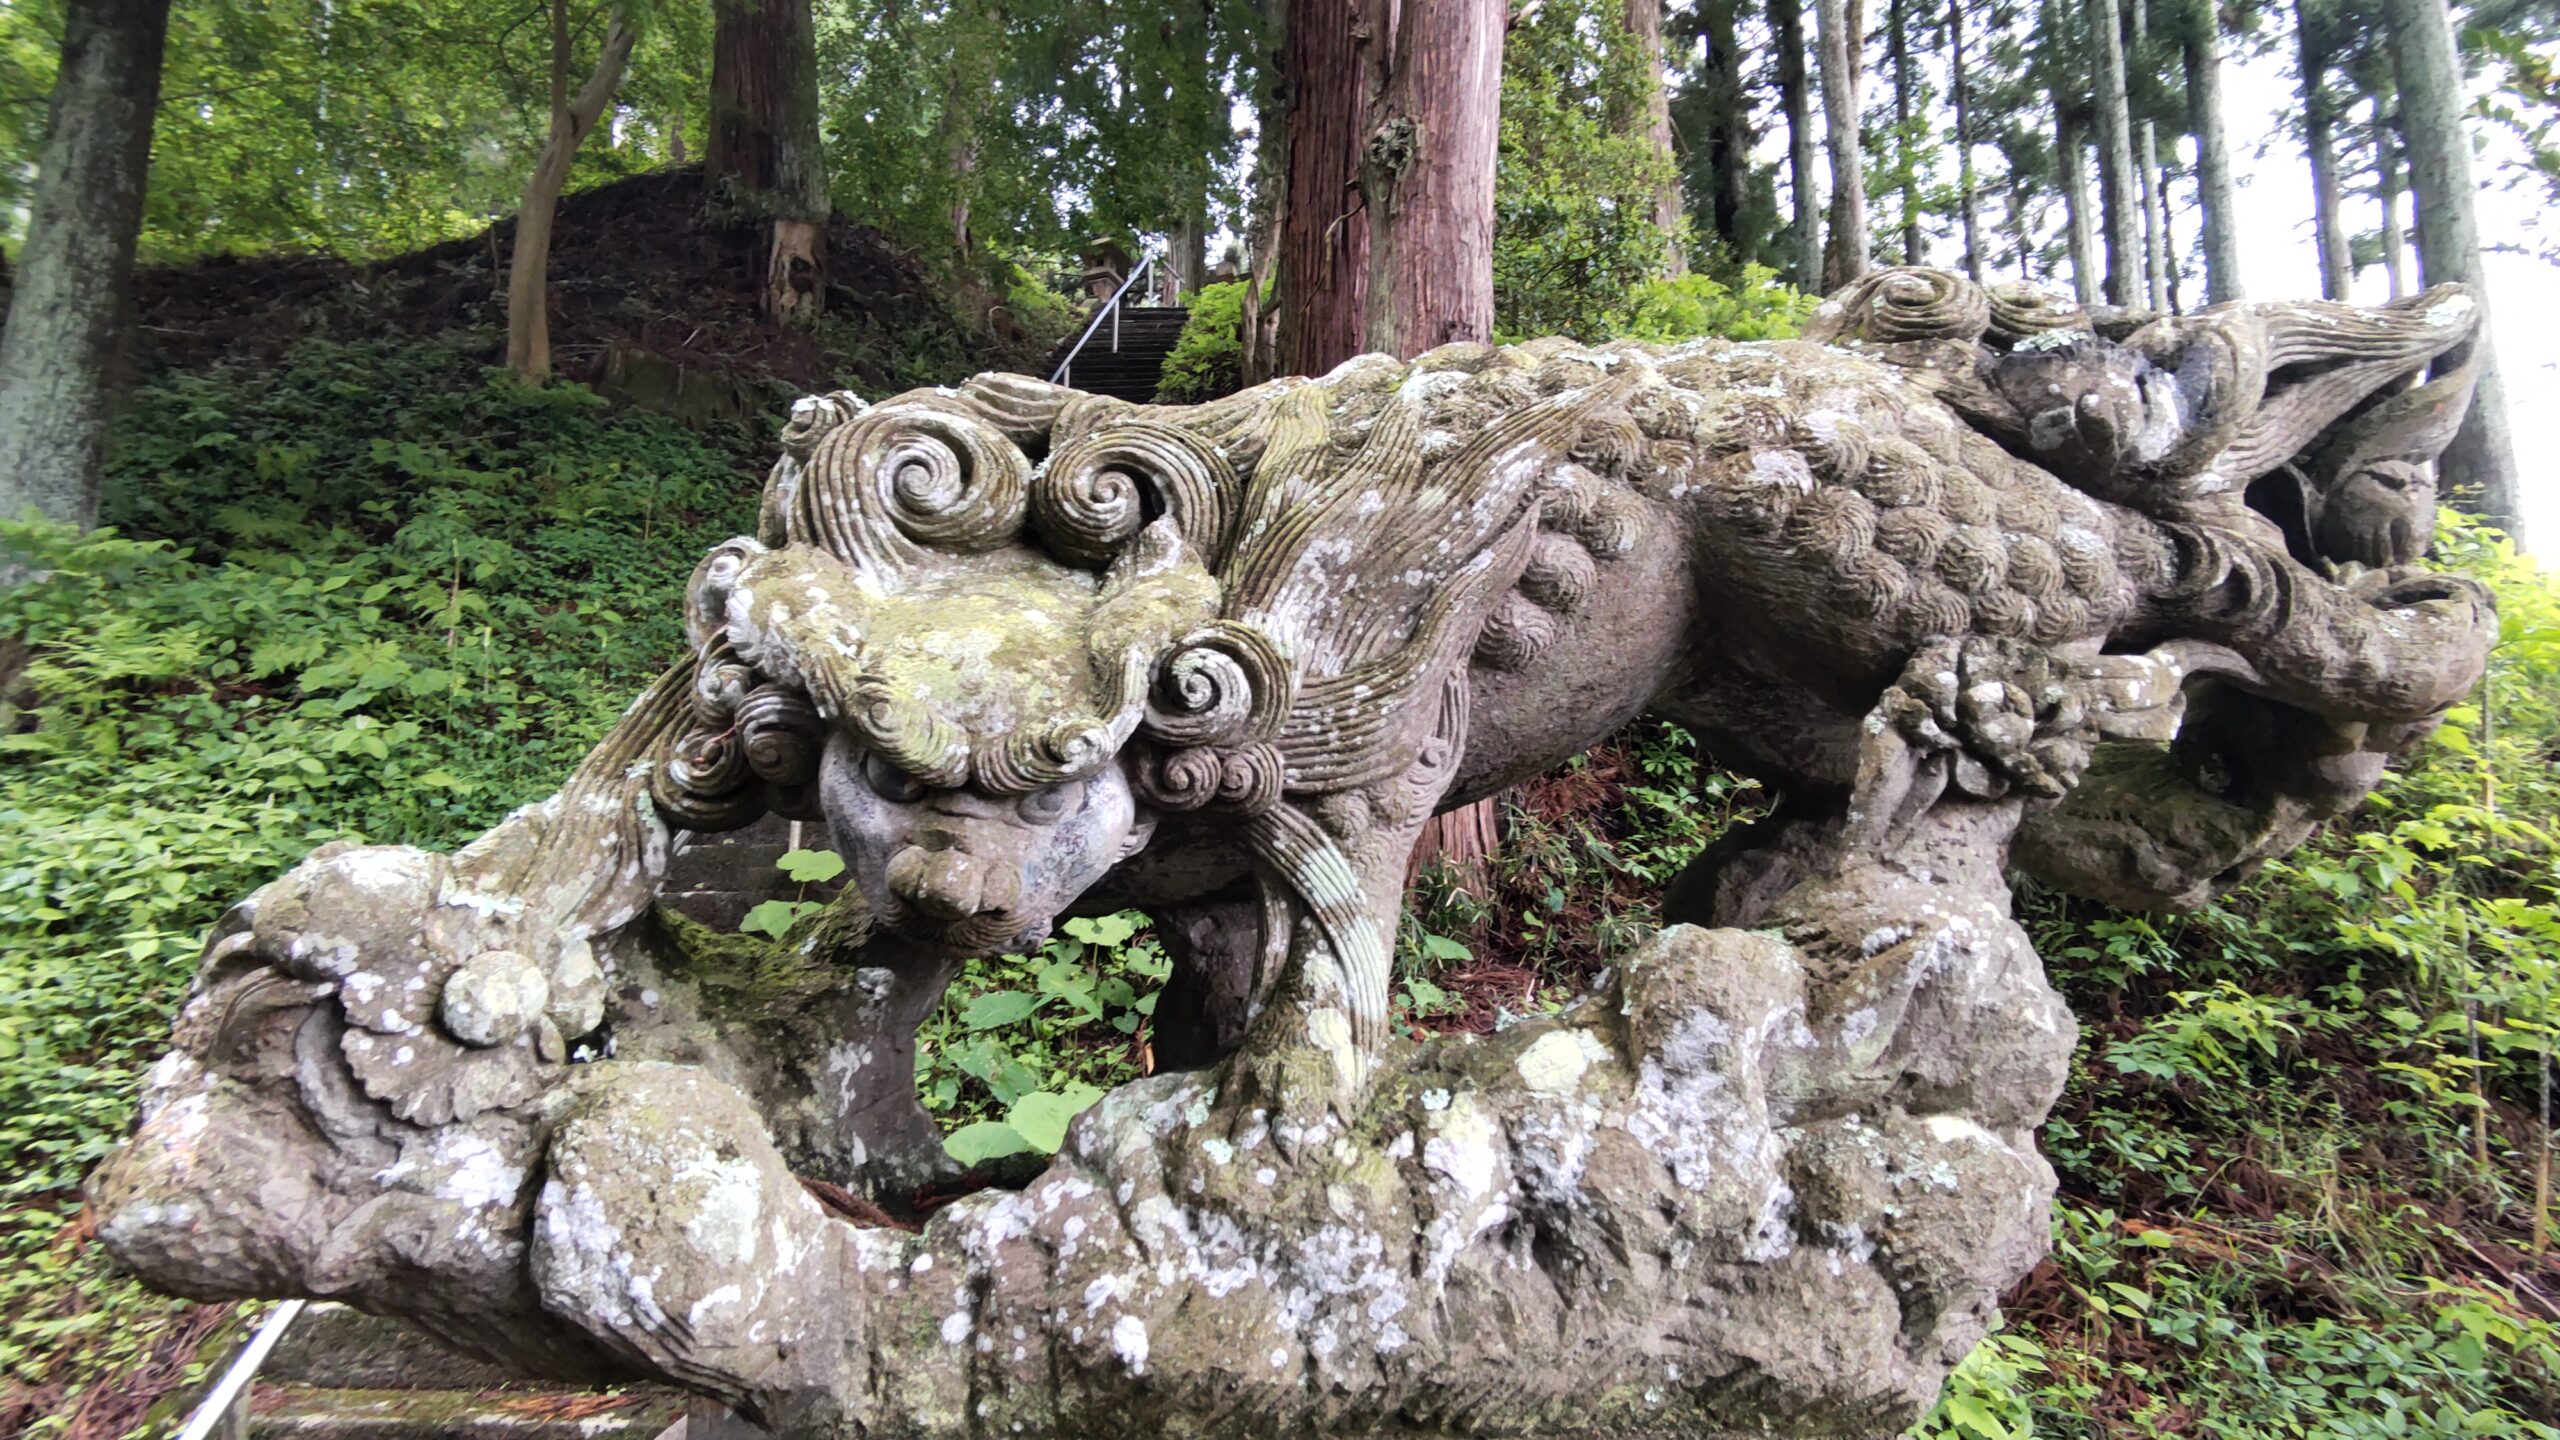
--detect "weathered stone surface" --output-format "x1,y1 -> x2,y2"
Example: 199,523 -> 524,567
92,271 -> 2495,1437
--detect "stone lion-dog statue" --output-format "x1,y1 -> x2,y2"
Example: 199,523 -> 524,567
94,270 -> 2493,1438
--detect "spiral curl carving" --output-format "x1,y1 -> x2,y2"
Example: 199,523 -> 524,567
800,408 -> 1029,561
737,687 -> 823,786
684,539 -> 767,652
662,727 -> 750,807
780,392 -> 868,458
1034,422 -> 1238,567
1134,747 -> 1225,811
1807,268 -> 1993,345
1214,744 -> 1285,813
1985,283 -> 2089,347
981,719 -> 1117,793
1142,622 -> 1292,748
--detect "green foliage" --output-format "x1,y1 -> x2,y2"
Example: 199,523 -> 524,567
1616,267 -> 1818,342
1914,513 -> 2560,1436
914,910 -> 1170,1164
0,0 -> 702,259
0,337 -> 760,1427
1493,0 -> 1685,341
1155,280 -> 1248,403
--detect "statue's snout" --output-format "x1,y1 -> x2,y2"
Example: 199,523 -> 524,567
885,844 -> 1023,920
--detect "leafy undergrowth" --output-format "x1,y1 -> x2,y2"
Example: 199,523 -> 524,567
0,338 -> 766,1436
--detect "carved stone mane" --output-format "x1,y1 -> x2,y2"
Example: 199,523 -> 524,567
93,271 -> 2493,1438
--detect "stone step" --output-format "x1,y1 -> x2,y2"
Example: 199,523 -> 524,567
261,1305 -> 519,1391
246,1383 -> 687,1440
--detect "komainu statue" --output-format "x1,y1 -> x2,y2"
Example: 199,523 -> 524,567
93,271 -> 2495,1437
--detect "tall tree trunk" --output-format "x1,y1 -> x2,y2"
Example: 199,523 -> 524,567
2130,0 -> 2168,308
506,1 -> 637,383
2181,0 -> 2242,302
1773,0 -> 1823,287
2295,0 -> 2351,300
0,0 -> 171,531
1276,0 -> 1371,377
2159,161 -> 2184,309
1890,0 -> 1921,264
1359,0 -> 1504,357
1620,0 -> 1688,274
1815,0 -> 1869,289
2058,109 -> 2100,305
1240,0 -> 1288,385
2386,0 -> 2524,543
1352,0 -> 1507,877
2006,175 -> 2034,284
1699,0 -> 1751,250
1172,0 -> 1216,298
1948,0 -> 1982,279
2087,0 -> 2139,305
2376,93 -> 2408,299
709,0 -> 829,321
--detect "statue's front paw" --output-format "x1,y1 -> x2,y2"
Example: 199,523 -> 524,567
209,844 -> 604,1125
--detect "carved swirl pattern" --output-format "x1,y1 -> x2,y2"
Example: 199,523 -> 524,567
1142,621 -> 1293,749
1806,267 -> 1992,345
795,407 -> 1030,566
1034,422 -> 1238,567
1984,282 -> 2089,347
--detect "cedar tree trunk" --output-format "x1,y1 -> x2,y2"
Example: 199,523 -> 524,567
1773,0 -> 1823,287
2182,0 -> 2242,302
709,0 -> 830,321
2386,0 -> 2524,542
1815,0 -> 1869,289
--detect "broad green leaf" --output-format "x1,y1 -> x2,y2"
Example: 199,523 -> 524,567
741,899 -> 819,939
778,848 -> 846,883
1007,1083 -> 1106,1152
945,1121 -> 1035,1167
1063,912 -> 1139,947
961,990 -> 1043,1030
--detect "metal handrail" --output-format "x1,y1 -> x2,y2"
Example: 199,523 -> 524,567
1050,253 -> 1158,387
175,1298 -> 306,1440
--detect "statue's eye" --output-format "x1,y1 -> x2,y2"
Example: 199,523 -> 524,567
864,753 -> 925,804
1017,788 -> 1069,824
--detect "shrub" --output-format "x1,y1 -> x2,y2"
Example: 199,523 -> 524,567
1155,279 -> 1249,403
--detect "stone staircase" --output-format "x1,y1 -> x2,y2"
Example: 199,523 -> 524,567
1043,304 -> 1189,403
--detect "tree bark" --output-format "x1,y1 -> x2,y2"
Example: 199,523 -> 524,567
505,1 -> 637,384
1620,0 -> 1688,275
1948,0 -> 1982,279
2086,0 -> 2139,305
1890,0 -> 1922,265
1815,0 -> 1869,289
1773,0 -> 1824,288
2386,0 -> 2524,542
1698,0 -> 1751,251
709,0 -> 829,321
1275,0 -> 1371,377
2182,0 -> 2242,302
2056,102 -> 2100,304
2129,0 -> 2168,309
1358,0 -> 1504,358
1356,0 -> 1507,876
2295,0 -> 2351,301
0,0 -> 171,531
2006,175 -> 2034,283
2375,92 -> 2407,299
1239,0 -> 1288,385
